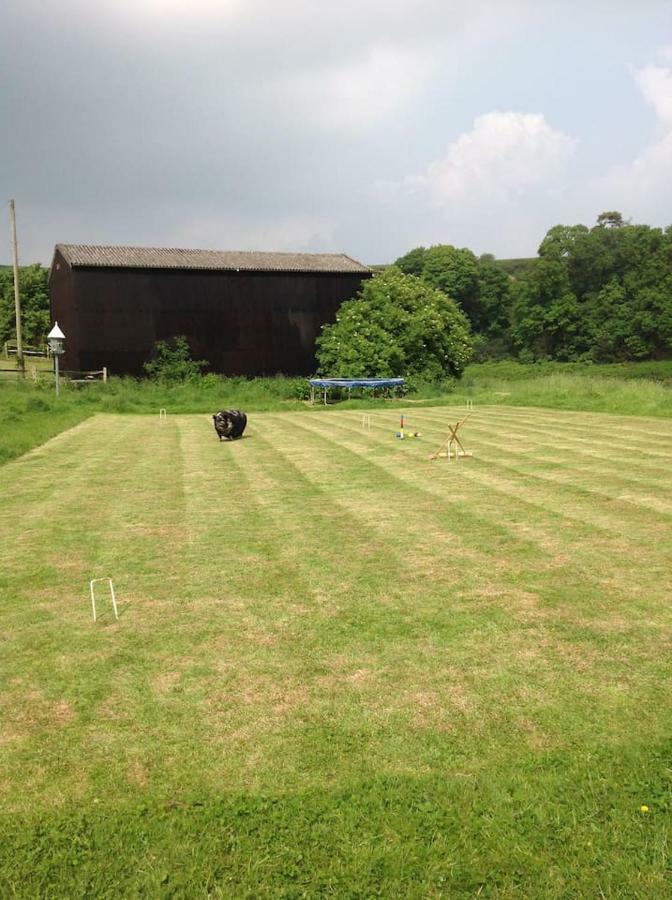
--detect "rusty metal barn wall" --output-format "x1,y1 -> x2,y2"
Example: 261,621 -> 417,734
62,267 -> 369,376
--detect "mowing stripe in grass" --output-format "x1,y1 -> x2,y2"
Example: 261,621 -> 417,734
397,408 -> 672,541
478,406 -> 672,458
166,415 -> 557,790
462,410 -> 672,490
176,417 -> 636,768
171,416 -> 486,787
288,410 -> 672,625
415,405 -> 672,488
258,411 -> 672,680
0,415 -> 199,809
2,410 -> 672,897
359,407 -> 672,568
464,408 -> 672,477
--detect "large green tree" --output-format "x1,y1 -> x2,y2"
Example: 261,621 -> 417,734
394,246 -> 427,277
0,264 -> 50,350
395,243 -> 511,338
394,213 -> 672,363
529,213 -> 672,361
585,261 -> 672,361
418,245 -> 480,325
316,267 -> 473,380
475,254 -> 512,338
509,260 -> 584,361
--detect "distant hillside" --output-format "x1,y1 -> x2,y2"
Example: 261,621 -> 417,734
369,258 -> 535,278
492,257 -> 535,278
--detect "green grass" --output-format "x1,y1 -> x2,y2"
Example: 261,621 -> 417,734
0,377 -> 311,464
458,367 -> 672,418
3,361 -> 672,468
2,360 -> 672,466
0,387 -> 93,465
465,358 -> 672,384
2,407 -> 672,896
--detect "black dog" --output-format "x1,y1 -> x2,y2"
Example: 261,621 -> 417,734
213,409 -> 247,440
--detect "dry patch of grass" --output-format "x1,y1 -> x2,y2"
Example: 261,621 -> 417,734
1,689 -> 76,744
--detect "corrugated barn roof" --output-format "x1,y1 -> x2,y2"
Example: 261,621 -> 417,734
56,244 -> 370,274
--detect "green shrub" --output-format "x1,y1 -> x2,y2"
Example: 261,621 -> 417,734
143,336 -> 209,383
316,267 -> 473,380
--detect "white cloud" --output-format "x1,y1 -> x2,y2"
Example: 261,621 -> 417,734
595,62 -> 672,219
327,45 -> 429,127
422,112 -> 577,204
378,112 -> 576,208
634,64 -> 672,125
370,111 -> 577,256
604,133 -> 672,199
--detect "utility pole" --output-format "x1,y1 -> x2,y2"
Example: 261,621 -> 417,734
9,199 -> 24,373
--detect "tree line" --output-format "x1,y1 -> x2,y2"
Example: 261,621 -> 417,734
394,211 -> 672,363
0,264 -> 49,351
3,211 -> 670,380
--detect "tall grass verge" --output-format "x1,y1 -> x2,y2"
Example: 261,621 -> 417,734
464,358 -> 672,384
459,369 -> 672,417
0,386 -> 94,465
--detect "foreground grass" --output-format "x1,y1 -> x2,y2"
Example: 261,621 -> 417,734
2,407 -> 672,896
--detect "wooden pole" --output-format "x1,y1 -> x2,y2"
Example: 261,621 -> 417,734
9,200 -> 24,374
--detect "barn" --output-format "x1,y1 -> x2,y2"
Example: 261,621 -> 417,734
49,244 -> 371,377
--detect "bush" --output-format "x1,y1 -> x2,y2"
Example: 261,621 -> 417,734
143,336 -> 208,383
316,267 -> 473,381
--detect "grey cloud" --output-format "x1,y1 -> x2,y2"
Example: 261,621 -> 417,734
2,0 -> 671,264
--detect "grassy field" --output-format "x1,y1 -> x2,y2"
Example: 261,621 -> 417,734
2,406 -> 672,896
2,358 -> 672,468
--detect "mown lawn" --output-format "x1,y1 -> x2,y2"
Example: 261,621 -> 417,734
1,407 -> 672,897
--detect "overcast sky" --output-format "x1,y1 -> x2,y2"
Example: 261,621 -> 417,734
2,0 -> 671,265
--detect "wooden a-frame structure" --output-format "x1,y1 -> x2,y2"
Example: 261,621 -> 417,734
429,415 -> 472,461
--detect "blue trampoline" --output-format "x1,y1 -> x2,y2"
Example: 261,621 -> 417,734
309,377 -> 405,404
